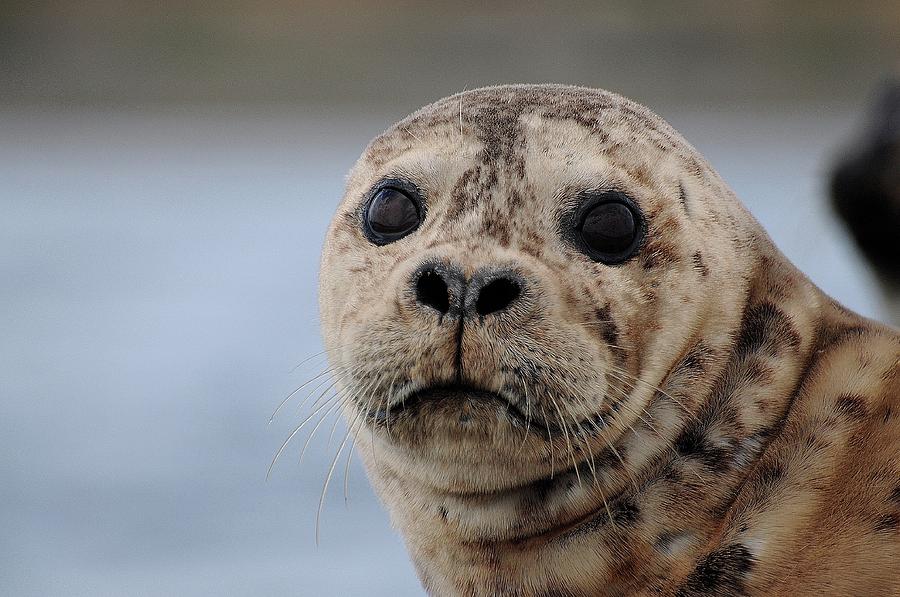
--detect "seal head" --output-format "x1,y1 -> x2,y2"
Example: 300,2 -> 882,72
318,85 -> 900,596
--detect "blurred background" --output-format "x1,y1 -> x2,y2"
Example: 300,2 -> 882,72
2,2 -> 898,595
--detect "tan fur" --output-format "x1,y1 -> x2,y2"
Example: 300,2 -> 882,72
318,85 -> 900,596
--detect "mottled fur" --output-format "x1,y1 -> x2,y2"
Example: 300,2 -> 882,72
318,85 -> 900,596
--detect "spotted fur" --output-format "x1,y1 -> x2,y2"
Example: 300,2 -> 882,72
318,85 -> 900,596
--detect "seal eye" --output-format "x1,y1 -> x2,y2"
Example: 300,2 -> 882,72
364,187 -> 422,244
577,196 -> 643,264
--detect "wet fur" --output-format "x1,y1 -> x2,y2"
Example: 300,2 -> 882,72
318,85 -> 900,596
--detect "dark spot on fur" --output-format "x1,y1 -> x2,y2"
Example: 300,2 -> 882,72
743,357 -> 774,384
662,463 -> 683,484
642,239 -> 680,271
756,460 -> 785,488
835,393 -> 868,420
519,228 -> 545,259
675,424 -> 705,457
470,101 -> 525,163
447,164 -> 499,219
628,164 -> 653,187
687,157 -> 704,179
612,498 -> 640,526
448,167 -> 478,220
677,544 -> 754,597
508,188 -> 525,210
594,304 -> 620,349
483,165 -> 498,192
675,422 -> 731,472
592,448 -> 622,470
817,320 -> 867,350
562,494 -> 639,541
875,513 -> 899,534
530,475 -> 558,503
482,212 -> 511,246
890,485 -> 900,506
679,182 -> 690,215
734,301 -> 801,359
691,251 -> 709,277
674,342 -> 710,377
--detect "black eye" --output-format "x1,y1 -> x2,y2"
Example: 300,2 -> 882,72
363,186 -> 422,245
576,194 -> 643,264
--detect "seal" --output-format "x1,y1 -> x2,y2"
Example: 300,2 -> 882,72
318,85 -> 900,596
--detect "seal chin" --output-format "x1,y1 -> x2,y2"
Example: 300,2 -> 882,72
422,456 -> 629,544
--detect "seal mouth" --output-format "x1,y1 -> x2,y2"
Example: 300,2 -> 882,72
366,382 -> 609,437
367,383 -> 529,425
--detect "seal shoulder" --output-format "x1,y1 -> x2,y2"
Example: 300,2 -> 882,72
680,311 -> 900,596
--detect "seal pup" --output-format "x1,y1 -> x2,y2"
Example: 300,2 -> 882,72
318,85 -> 900,596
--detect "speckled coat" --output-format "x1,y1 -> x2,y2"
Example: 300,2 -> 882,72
318,85 -> 900,596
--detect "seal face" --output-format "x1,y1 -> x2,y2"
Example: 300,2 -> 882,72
318,85 -> 900,596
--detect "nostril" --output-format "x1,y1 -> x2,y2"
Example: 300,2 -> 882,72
416,269 -> 450,314
475,278 -> 521,317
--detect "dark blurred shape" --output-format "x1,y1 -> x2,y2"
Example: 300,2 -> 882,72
830,80 -> 900,305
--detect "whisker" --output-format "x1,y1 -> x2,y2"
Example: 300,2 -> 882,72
548,391 -> 581,486
269,367 -> 336,423
605,383 -> 704,483
557,398 -> 614,525
561,398 -> 599,489
608,385 -> 662,440
598,423 -> 638,493
514,380 -> 533,456
267,391 -> 344,480
286,339 -> 357,375
340,399 -> 370,505
607,366 -> 696,421
298,395 -> 347,466
381,371 -> 404,440
316,423 -> 354,546
342,436 -> 356,506
296,376 -> 343,417
347,373 -> 386,470
312,372 -> 385,524
542,403 -> 556,479
288,349 -> 329,374
569,403 -> 608,490
403,128 -> 424,143
598,480 -> 616,529
322,374 -> 371,452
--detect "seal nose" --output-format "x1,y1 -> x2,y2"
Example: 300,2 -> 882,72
412,263 -> 522,319
414,263 -> 464,316
467,269 -> 522,317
